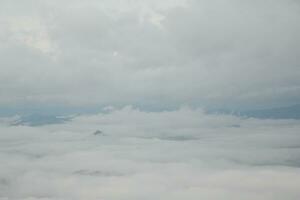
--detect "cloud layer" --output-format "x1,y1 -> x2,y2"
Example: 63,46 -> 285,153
1,1 -> 299,199
0,0 -> 299,109
1,107 -> 300,199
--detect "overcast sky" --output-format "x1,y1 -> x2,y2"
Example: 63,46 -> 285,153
1,0 -> 299,110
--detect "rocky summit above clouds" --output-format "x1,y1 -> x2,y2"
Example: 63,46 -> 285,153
93,130 -> 104,136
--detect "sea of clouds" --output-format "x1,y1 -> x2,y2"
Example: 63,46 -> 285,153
1,106 -> 300,200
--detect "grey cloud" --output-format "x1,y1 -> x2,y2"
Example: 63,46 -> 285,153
0,0 -> 299,109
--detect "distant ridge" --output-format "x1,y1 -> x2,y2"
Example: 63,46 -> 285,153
240,104 -> 300,119
11,114 -> 71,126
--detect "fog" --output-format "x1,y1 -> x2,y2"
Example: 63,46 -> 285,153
1,107 -> 300,199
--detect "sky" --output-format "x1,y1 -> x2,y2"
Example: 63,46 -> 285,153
0,0 -> 300,111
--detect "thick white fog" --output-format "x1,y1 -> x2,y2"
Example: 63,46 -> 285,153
1,107 -> 300,200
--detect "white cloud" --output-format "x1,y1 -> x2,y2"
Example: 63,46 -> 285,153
1,107 -> 300,199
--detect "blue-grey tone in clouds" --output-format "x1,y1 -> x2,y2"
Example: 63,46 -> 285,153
0,0 -> 299,110
1,1 -> 300,200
